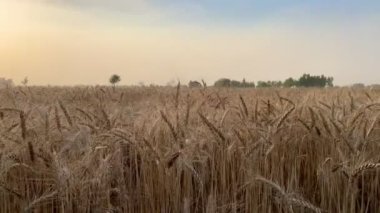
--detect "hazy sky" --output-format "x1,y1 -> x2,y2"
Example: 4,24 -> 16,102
0,0 -> 379,86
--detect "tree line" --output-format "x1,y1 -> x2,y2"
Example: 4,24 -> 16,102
203,74 -> 334,88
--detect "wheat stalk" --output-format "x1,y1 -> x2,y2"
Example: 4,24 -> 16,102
101,108 -> 112,130
239,95 -> 249,117
19,111 -> 27,140
166,151 -> 181,168
256,176 -> 322,213
198,112 -> 226,142
54,106 -> 62,133
351,163 -> 380,179
366,113 -> 379,138
24,190 -> 58,212
160,110 -> 178,141
275,106 -> 295,131
58,100 -> 73,127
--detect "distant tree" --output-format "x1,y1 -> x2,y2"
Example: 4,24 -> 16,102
210,74 -> 334,89
283,78 -> 297,88
188,80 -> 202,88
109,74 -> 121,90
247,82 -> 256,88
214,78 -> 231,87
256,81 -> 271,88
257,81 -> 282,88
272,81 -> 283,87
214,78 -> 255,88
298,74 -> 334,87
242,78 -> 247,87
245,79 -> 256,88
239,78 -> 256,88
326,77 -> 334,87
230,80 -> 242,87
298,74 -> 311,87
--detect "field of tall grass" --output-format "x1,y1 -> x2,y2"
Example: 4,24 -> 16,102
0,86 -> 380,212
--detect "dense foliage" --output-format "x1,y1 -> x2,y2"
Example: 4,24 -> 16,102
212,74 -> 334,88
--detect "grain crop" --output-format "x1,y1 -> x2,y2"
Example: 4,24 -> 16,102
0,86 -> 379,212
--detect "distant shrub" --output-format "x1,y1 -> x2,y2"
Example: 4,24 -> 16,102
188,81 -> 202,88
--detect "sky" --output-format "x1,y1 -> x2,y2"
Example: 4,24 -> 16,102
0,0 -> 379,86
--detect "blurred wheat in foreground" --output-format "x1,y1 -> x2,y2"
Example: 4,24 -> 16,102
0,86 -> 380,212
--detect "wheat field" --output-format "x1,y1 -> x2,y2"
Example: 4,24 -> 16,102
0,86 -> 380,212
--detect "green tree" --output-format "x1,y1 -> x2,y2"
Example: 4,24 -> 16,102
242,78 -> 247,87
272,81 -> 283,87
283,78 -> 297,88
214,78 -> 231,87
230,80 -> 242,87
257,81 -> 282,88
326,77 -> 334,87
256,81 -> 271,88
110,74 -> 121,90
240,78 -> 255,88
298,74 -> 333,87
246,81 -> 255,88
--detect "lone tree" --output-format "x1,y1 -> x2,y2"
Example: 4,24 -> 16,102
109,74 -> 121,90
